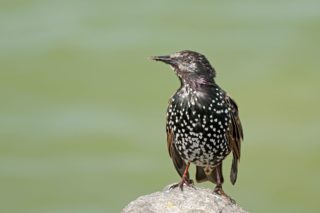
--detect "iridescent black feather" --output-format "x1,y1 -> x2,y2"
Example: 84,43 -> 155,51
152,50 -> 244,194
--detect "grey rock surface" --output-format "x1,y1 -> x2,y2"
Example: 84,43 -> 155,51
122,184 -> 248,213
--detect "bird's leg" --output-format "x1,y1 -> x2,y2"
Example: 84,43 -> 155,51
213,163 -> 235,203
170,161 -> 194,190
213,163 -> 224,195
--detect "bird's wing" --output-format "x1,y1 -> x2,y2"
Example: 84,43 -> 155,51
225,95 -> 243,184
166,128 -> 188,178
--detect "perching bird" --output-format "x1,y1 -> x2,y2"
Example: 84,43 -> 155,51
151,50 -> 243,196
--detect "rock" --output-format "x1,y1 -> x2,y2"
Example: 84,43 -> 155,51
122,184 -> 248,213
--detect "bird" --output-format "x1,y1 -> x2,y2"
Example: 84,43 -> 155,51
151,50 -> 243,197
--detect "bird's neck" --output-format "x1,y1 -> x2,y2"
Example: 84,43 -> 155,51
178,80 -> 213,100
180,77 -> 215,91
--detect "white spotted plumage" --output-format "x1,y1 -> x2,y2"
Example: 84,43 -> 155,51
166,83 -> 232,167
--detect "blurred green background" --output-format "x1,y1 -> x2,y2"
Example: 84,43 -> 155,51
1,0 -> 320,212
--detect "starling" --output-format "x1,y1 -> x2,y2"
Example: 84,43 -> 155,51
151,50 -> 243,196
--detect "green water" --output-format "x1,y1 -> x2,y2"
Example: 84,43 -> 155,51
1,0 -> 320,212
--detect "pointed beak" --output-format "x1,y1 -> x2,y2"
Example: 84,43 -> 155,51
150,55 -> 175,65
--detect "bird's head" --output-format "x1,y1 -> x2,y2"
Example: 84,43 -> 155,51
151,50 -> 216,86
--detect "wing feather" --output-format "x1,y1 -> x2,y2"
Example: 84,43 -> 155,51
225,95 -> 243,184
166,128 -> 188,178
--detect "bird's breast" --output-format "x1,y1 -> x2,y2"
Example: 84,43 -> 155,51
166,87 -> 231,166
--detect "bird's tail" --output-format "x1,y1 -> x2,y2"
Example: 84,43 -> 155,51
195,166 -> 209,183
195,165 -> 224,184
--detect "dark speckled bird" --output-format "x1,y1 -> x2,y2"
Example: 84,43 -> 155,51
151,50 -> 243,196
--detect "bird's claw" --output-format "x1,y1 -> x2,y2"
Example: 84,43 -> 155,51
170,176 -> 194,191
214,186 -> 236,204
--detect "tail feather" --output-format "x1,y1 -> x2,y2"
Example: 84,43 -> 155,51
195,166 -> 208,183
196,166 -> 223,184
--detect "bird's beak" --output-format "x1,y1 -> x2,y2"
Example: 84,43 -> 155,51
150,55 -> 175,65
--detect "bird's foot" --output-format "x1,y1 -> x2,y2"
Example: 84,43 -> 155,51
214,186 -> 236,204
170,176 -> 194,191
